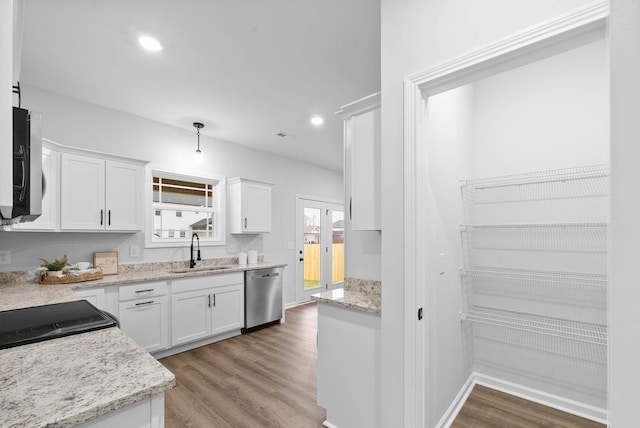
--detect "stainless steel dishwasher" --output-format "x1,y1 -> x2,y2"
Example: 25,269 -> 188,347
244,267 -> 283,329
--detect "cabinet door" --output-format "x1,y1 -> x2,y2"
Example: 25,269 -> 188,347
171,289 -> 212,346
74,287 -> 105,311
12,147 -> 59,231
212,284 -> 244,335
229,178 -> 272,234
242,181 -> 271,233
105,160 -> 144,231
350,108 -> 381,230
60,153 -> 105,230
119,296 -> 169,353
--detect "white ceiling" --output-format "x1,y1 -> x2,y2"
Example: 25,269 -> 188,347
19,0 -> 381,172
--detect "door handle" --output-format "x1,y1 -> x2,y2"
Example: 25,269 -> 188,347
244,217 -> 247,228
100,209 -> 104,225
208,294 -> 211,308
108,210 -> 111,226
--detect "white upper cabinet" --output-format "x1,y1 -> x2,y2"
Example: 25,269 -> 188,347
105,160 -> 144,230
60,151 -> 145,232
12,146 -> 59,231
228,177 -> 272,234
337,92 -> 381,231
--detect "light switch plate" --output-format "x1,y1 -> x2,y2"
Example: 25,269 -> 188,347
0,250 -> 11,264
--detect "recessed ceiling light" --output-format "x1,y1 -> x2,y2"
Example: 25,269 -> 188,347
311,116 -> 324,126
138,35 -> 163,52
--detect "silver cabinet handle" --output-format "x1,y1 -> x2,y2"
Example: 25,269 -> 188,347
100,209 -> 104,225
135,300 -> 154,306
208,294 -> 211,308
135,289 -> 154,294
244,217 -> 247,228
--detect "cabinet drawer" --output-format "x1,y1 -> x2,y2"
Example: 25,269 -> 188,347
119,281 -> 167,301
171,272 -> 243,294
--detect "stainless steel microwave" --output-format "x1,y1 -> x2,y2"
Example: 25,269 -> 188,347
0,107 -> 43,225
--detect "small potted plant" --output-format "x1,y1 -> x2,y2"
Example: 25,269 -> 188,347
40,255 -> 69,277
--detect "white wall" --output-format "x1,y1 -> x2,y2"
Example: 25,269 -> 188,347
380,0 -> 602,425
422,85 -> 474,426
0,85 -> 343,306
472,39 -> 608,177
610,0 -> 640,425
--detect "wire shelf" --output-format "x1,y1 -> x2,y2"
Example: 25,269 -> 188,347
458,165 -> 609,393
460,164 -> 608,190
461,222 -> 607,231
461,306 -> 607,346
460,266 -> 607,286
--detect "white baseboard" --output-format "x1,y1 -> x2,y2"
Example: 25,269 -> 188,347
285,300 -> 316,309
436,372 -> 608,427
151,329 -> 241,359
436,374 -> 476,428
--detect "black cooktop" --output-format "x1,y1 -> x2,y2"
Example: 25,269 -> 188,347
0,300 -> 117,350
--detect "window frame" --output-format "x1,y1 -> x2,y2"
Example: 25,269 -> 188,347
145,167 -> 226,248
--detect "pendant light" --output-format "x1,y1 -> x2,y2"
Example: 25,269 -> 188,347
193,122 -> 204,155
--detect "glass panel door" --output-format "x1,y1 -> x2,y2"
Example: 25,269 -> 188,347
331,210 -> 345,286
303,206 -> 323,292
296,198 -> 344,303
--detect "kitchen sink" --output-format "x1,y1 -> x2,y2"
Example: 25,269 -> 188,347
169,266 -> 234,274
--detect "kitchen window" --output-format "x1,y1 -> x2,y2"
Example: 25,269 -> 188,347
148,170 -> 225,247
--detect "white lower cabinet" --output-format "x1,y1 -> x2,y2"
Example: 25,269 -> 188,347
76,273 -> 245,356
171,273 -> 244,347
171,289 -> 212,346
118,281 -> 169,354
317,302 -> 381,428
74,285 -> 118,316
77,392 -> 165,428
211,284 -> 244,335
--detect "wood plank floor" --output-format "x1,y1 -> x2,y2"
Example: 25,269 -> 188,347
161,303 -> 604,428
160,302 -> 326,428
452,384 -> 606,428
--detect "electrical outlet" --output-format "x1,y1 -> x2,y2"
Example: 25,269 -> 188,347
0,251 -> 11,265
129,246 -> 140,258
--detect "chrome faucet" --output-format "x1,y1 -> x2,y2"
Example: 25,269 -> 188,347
190,233 -> 201,268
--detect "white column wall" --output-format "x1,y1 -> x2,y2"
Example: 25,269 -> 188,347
609,0 -> 640,425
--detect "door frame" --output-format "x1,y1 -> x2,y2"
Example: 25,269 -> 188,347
402,3 -> 609,426
295,194 -> 344,304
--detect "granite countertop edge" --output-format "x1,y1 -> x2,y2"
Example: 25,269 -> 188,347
312,278 -> 382,315
72,262 -> 288,289
0,328 -> 176,428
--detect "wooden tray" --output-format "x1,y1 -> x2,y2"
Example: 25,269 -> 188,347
37,268 -> 104,285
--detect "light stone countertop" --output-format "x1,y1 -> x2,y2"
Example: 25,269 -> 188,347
312,277 -> 381,315
71,261 -> 287,290
0,260 -> 286,427
0,328 -> 175,428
